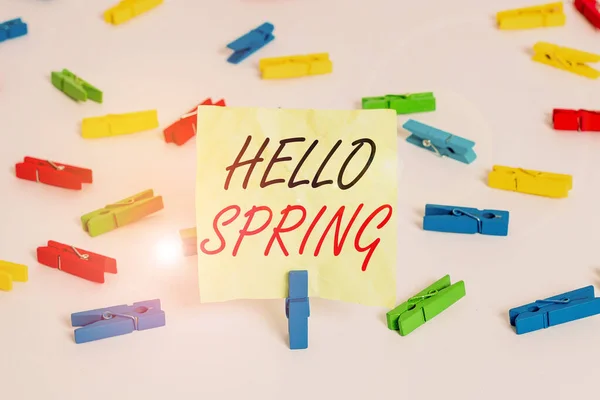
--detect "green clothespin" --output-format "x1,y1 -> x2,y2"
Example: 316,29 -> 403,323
361,92 -> 435,114
51,69 -> 103,103
386,275 -> 465,336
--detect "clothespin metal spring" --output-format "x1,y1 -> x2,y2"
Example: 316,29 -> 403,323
56,246 -> 90,271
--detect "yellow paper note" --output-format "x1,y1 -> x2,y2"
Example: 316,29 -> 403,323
196,107 -> 398,307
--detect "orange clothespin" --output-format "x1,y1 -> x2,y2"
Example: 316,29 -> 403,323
164,98 -> 226,146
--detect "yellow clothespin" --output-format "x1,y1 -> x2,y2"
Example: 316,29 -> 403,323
81,110 -> 159,139
0,260 -> 28,291
532,42 -> 600,79
488,165 -> 572,198
259,53 -> 333,79
104,0 -> 163,25
496,2 -> 566,30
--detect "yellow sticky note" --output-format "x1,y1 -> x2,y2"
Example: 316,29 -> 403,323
195,107 -> 398,307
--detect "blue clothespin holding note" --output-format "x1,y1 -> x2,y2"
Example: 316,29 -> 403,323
0,18 -> 28,43
403,119 -> 477,164
423,204 -> 509,236
509,285 -> 600,335
71,299 -> 165,344
226,22 -> 274,64
285,270 -> 310,350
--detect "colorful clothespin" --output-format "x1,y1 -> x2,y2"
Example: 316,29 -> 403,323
0,18 -> 27,43
37,241 -> 117,283
81,189 -> 164,237
71,299 -> 165,344
553,108 -> 600,131
387,275 -> 465,336
226,22 -> 275,64
423,204 -> 509,236
575,0 -> 600,29
403,119 -> 477,164
259,53 -> 332,79
51,69 -> 103,103
286,270 -> 310,350
0,260 -> 28,291
15,157 -> 92,190
164,98 -> 226,146
488,165 -> 572,198
532,42 -> 600,79
509,285 -> 600,335
104,0 -> 163,25
496,2 -> 566,30
362,93 -> 436,114
81,110 -> 159,138
179,227 -> 197,256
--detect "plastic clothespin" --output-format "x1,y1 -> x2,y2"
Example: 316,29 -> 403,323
179,227 -> 197,256
104,0 -> 163,25
15,156 -> 92,190
403,119 -> 477,164
51,69 -> 103,103
259,53 -> 332,79
37,241 -> 117,283
226,22 -> 275,64
509,285 -> 600,335
0,260 -> 28,291
532,42 -> 600,79
81,189 -> 164,237
71,299 -> 166,344
0,18 -> 28,43
387,275 -> 465,336
362,92 -> 436,114
488,165 -> 572,198
163,98 -> 226,146
286,270 -> 310,350
553,108 -> 600,132
496,2 -> 565,30
81,110 -> 159,139
575,0 -> 600,29
423,204 -> 509,236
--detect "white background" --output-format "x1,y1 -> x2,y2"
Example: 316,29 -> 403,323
1,0 -> 599,399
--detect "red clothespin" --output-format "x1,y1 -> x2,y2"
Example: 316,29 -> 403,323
163,98 -> 226,146
553,109 -> 600,131
15,157 -> 92,190
580,110 -> 600,131
37,241 -> 117,283
575,0 -> 600,29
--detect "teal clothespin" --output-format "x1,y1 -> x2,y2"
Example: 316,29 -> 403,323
386,275 -> 465,336
51,69 -> 103,103
361,92 -> 436,114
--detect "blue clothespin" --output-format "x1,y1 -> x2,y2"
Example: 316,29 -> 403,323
403,119 -> 477,164
423,204 -> 509,236
0,18 -> 28,43
509,286 -> 600,335
285,270 -> 310,350
226,22 -> 275,64
71,299 -> 165,344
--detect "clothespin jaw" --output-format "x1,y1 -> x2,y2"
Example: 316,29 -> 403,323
37,241 -> 117,283
532,42 -> 600,79
81,189 -> 164,237
403,119 -> 477,164
362,93 -> 436,114
71,299 -> 165,344
386,275 -> 465,336
15,156 -> 93,190
179,227 -> 197,256
423,204 -> 509,236
0,18 -> 28,42
163,98 -> 226,146
286,270 -> 310,350
488,165 -> 572,198
51,69 -> 103,103
509,286 -> 600,335
259,53 -> 332,79
104,0 -> 163,25
81,110 -> 159,139
575,0 -> 600,29
227,22 -> 275,64
0,260 -> 28,291
496,2 -> 566,30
